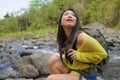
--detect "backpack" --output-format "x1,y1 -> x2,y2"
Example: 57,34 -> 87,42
60,27 -> 109,78
83,28 -> 109,75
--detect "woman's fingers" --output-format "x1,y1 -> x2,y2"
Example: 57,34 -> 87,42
70,54 -> 76,60
67,49 -> 77,60
67,48 -> 73,53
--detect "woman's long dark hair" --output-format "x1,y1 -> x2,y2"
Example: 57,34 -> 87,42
57,8 -> 82,49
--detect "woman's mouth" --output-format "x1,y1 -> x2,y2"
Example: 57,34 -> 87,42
66,19 -> 73,22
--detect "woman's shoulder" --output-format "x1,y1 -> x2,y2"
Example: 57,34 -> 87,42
76,32 -> 91,47
76,32 -> 84,47
78,32 -> 93,39
77,32 -> 86,41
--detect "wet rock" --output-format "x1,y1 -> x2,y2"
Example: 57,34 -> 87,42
0,67 -> 17,79
20,51 -> 33,57
0,43 -> 4,49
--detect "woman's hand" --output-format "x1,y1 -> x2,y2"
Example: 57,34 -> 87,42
57,46 -> 61,54
67,48 -> 77,60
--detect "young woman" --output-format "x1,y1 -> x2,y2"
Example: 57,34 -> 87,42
46,8 -> 107,80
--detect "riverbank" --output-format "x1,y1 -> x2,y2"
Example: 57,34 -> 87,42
0,23 -> 120,80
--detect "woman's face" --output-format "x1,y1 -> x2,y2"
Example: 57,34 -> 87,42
61,10 -> 77,28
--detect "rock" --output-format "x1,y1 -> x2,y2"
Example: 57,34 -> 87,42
24,34 -> 35,40
30,53 -> 52,74
12,52 -> 52,79
88,23 -> 106,34
0,67 -> 17,79
0,43 -> 4,49
18,64 -> 39,78
12,56 -> 39,78
5,78 -> 33,80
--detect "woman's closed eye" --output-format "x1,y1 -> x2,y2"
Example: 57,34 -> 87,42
63,12 -> 75,17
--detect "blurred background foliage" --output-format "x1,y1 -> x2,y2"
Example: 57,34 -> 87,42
0,0 -> 120,37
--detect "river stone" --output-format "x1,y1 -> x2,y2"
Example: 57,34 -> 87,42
0,67 -> 17,79
18,64 -> 39,78
30,53 -> 52,74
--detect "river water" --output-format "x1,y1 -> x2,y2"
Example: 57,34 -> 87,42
0,42 -> 120,80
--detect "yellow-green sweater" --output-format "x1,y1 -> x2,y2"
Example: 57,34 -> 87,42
64,32 -> 107,76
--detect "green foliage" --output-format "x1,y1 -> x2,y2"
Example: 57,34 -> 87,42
0,0 -> 120,36
84,0 -> 120,27
115,24 -> 120,30
4,13 -> 10,19
16,13 -> 29,31
35,26 -> 57,36
0,31 -> 33,38
0,16 -> 17,32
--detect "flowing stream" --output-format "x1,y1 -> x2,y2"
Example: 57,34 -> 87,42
0,42 -> 120,80
0,42 -> 56,75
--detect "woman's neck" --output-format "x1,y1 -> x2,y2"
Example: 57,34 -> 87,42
63,27 -> 72,39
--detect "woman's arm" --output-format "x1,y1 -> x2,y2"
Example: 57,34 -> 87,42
75,32 -> 107,64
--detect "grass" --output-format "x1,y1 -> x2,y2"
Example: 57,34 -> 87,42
0,31 -> 33,39
115,24 -> 120,30
0,26 -> 58,39
34,26 -> 57,36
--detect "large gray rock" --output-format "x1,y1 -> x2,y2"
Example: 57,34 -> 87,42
12,52 -> 52,78
30,53 -> 52,74
88,23 -> 106,34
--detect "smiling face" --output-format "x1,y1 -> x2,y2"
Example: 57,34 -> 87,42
57,8 -> 81,48
61,10 -> 77,28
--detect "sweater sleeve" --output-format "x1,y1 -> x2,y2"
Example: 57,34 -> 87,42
75,32 -> 107,64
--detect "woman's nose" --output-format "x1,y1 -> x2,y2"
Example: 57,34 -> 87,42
67,14 -> 72,18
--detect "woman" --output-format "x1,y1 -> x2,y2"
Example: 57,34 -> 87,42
46,8 -> 107,80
